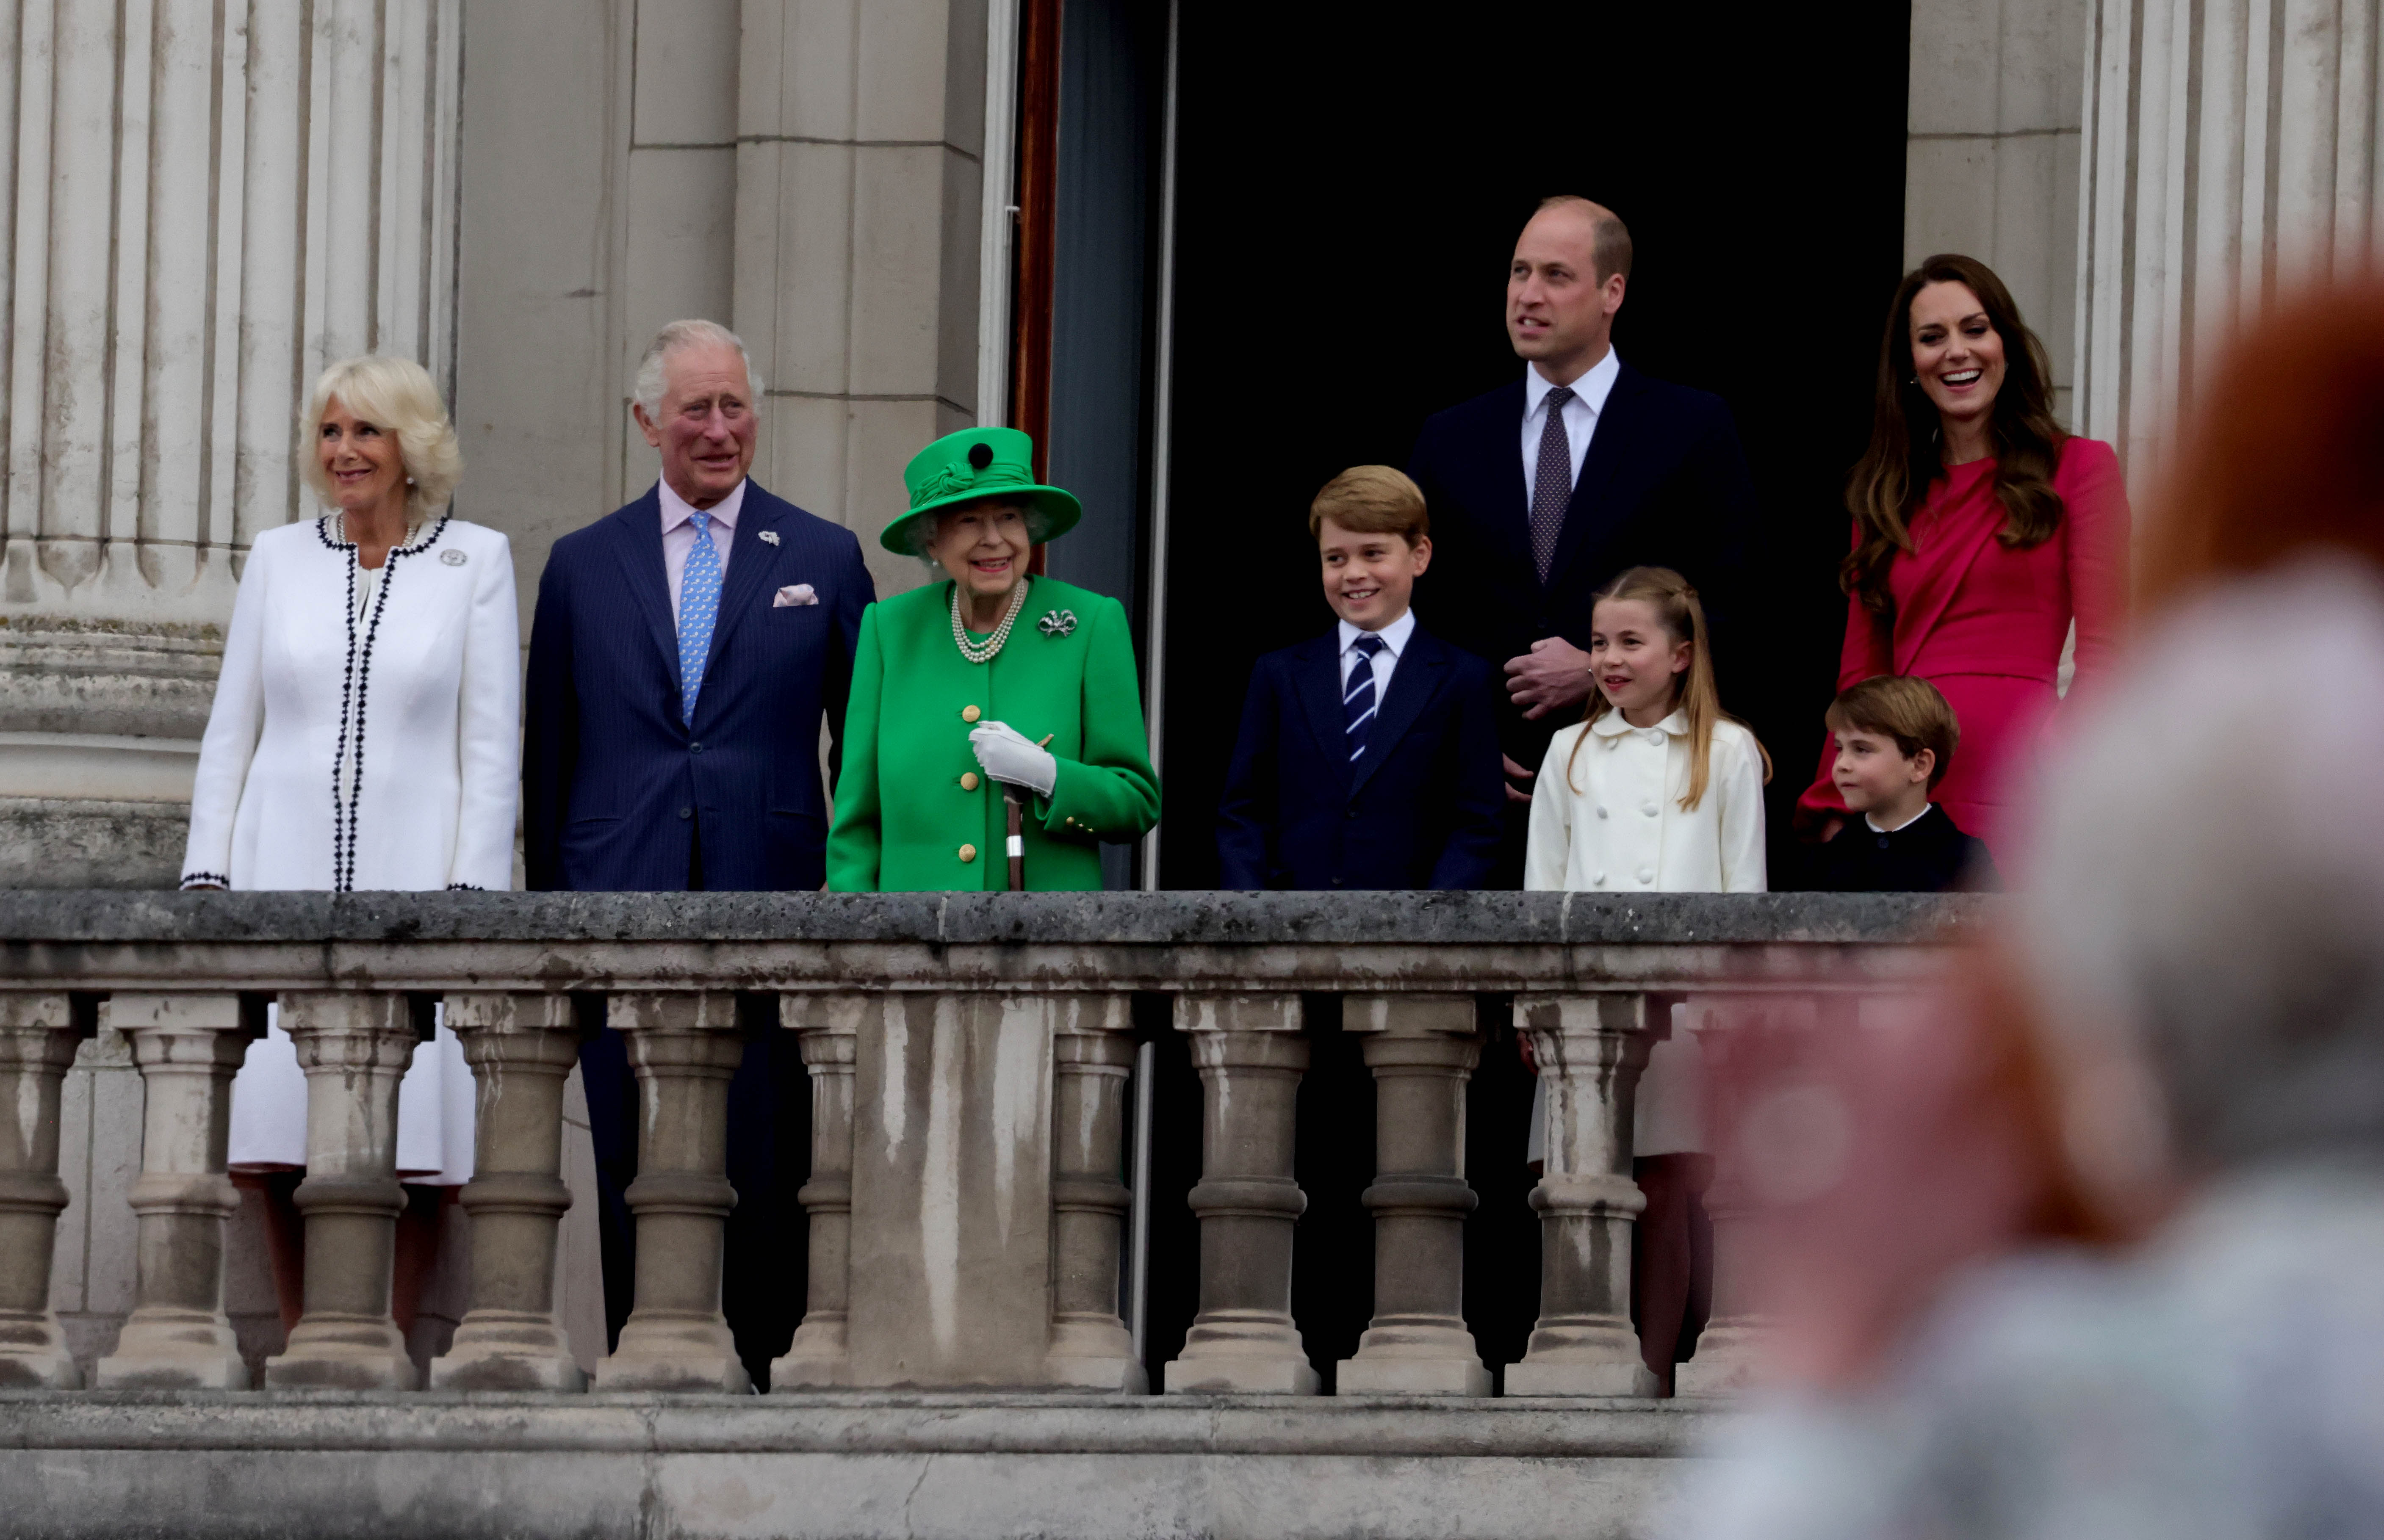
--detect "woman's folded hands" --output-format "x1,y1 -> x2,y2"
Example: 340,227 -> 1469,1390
968,721 -> 1058,798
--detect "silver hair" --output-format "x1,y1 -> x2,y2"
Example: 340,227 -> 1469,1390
631,319 -> 763,416
2019,561 -> 2384,1176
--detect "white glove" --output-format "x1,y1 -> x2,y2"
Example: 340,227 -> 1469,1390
969,721 -> 1058,799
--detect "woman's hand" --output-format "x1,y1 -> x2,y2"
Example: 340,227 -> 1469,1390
969,722 -> 1057,798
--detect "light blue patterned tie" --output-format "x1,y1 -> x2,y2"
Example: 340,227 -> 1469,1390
677,510 -> 722,726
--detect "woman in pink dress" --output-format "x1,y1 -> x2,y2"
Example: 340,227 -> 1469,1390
1797,254 -> 2131,858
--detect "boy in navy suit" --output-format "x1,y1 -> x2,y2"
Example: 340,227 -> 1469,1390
1218,467 -> 1505,890
1812,675 -> 2000,892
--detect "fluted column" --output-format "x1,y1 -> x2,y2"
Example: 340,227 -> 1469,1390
430,991 -> 584,1392
1045,994 -> 1143,1392
595,992 -> 749,1393
2076,0 -> 2382,484
0,991 -> 85,1388
771,990 -> 864,1392
264,991 -> 421,1390
93,992 -> 253,1389
1337,995 -> 1490,1397
0,1 -> 463,886
1163,993 -> 1316,1396
1507,993 -> 1659,1397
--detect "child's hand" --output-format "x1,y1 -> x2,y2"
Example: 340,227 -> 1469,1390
1502,755 -> 1536,804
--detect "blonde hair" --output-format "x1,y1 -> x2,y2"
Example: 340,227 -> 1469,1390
1826,675 -> 1960,788
300,356 -> 462,523
1567,565 -> 1770,809
1308,465 -> 1429,544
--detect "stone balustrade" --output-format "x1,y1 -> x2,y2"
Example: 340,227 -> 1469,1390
0,890 -> 1981,1399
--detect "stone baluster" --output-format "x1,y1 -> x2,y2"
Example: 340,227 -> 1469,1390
92,993 -> 255,1389
1506,993 -> 1658,1397
0,992 -> 86,1388
771,991 -> 864,1391
1163,993 -> 1316,1395
1670,993 -> 1815,1397
1337,995 -> 1490,1396
430,992 -> 585,1392
1045,994 -> 1144,1391
595,992 -> 749,1392
265,991 -> 423,1390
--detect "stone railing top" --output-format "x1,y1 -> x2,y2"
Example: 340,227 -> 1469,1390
0,890 -> 1994,994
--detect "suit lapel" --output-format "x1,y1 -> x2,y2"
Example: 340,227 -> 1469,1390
1350,629 -> 1447,796
1291,634 -> 1355,786
1546,361 -> 1649,590
606,489 -> 680,684
699,484 -> 783,682
1481,380 -> 1533,559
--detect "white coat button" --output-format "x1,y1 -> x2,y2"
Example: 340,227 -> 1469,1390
1637,866 -> 1656,885
1595,805 -> 1608,818
1641,801 -> 1659,817
1593,871 -> 1606,886
1642,729 -> 1664,745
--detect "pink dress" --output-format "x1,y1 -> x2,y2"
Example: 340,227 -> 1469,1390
1799,437 -> 2131,856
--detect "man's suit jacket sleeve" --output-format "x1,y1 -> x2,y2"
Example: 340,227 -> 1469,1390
1684,395 -> 1759,652
1215,658 -> 1282,890
823,532 -> 875,790
521,552 -> 577,892
1428,654 -> 1508,890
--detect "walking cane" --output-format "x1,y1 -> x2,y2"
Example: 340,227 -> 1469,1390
1004,733 -> 1055,893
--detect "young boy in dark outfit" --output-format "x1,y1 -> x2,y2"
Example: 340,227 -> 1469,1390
1216,466 -> 1505,890
1815,675 -> 2001,892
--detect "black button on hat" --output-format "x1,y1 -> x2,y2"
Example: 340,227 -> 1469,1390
968,441 -> 994,470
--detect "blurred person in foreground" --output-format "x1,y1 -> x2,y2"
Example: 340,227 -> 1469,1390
1678,289 -> 2384,1540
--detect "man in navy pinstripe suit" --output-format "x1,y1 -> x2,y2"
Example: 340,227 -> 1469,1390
523,320 -> 874,1383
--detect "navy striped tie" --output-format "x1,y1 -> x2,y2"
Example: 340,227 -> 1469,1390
1344,633 -> 1387,763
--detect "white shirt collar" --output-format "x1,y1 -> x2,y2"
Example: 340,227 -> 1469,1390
1339,608 -> 1416,658
1866,803 -> 1935,834
658,475 -> 747,533
1525,348 -> 1621,421
1589,705 -> 1689,738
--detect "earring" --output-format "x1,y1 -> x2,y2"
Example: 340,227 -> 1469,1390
406,476 -> 416,485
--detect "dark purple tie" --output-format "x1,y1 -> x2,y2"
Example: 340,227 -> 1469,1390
1530,385 -> 1576,582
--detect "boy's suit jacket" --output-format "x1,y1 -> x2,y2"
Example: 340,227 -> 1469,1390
1216,620 -> 1504,890
522,480 -> 874,892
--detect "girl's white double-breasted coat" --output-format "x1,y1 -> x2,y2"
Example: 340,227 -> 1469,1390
182,512 -> 520,1182
1524,708 -> 1767,1157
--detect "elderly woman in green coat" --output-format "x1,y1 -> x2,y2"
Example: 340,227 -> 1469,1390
828,427 -> 1159,892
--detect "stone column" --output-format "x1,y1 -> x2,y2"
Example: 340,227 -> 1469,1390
1507,993 -> 1659,1397
264,991 -> 422,1390
0,1 -> 463,887
1045,994 -> 1143,1392
1337,995 -> 1490,1397
595,992 -> 749,1393
0,991 -> 84,1388
92,992 -> 252,1389
1163,993 -> 1316,1395
2076,0 -> 2383,484
429,991 -> 584,1392
771,990 -> 864,1392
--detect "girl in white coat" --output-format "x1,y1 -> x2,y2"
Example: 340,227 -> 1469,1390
181,355 -> 518,1341
1524,565 -> 1769,1393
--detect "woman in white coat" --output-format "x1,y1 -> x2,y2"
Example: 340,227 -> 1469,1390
181,354 -> 518,1340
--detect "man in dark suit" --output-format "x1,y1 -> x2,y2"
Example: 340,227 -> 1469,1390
523,318 -> 874,1383
1408,196 -> 1758,885
1216,467 -> 1505,890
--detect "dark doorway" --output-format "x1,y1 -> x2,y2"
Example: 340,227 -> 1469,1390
1155,4 -> 1912,891
1146,3 -> 1911,1380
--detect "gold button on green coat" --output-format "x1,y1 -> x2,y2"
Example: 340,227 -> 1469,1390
958,843 -> 976,863
827,575 -> 1160,893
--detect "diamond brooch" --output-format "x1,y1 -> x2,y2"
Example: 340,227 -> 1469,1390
1038,609 -> 1077,637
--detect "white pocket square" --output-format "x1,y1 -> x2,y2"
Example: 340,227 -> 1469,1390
774,584 -> 818,607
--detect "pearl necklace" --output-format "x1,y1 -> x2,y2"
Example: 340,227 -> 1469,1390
951,576 -> 1030,664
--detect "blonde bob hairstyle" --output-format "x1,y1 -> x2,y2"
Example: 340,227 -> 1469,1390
299,355 -> 463,524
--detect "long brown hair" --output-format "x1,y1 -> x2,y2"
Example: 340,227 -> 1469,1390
1843,255 -> 2069,613
1566,566 -> 1771,810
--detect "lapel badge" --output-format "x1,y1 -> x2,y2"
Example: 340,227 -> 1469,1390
440,548 -> 467,566
1038,609 -> 1077,638
758,530 -> 781,546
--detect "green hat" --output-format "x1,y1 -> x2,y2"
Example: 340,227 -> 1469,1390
882,426 -> 1083,556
